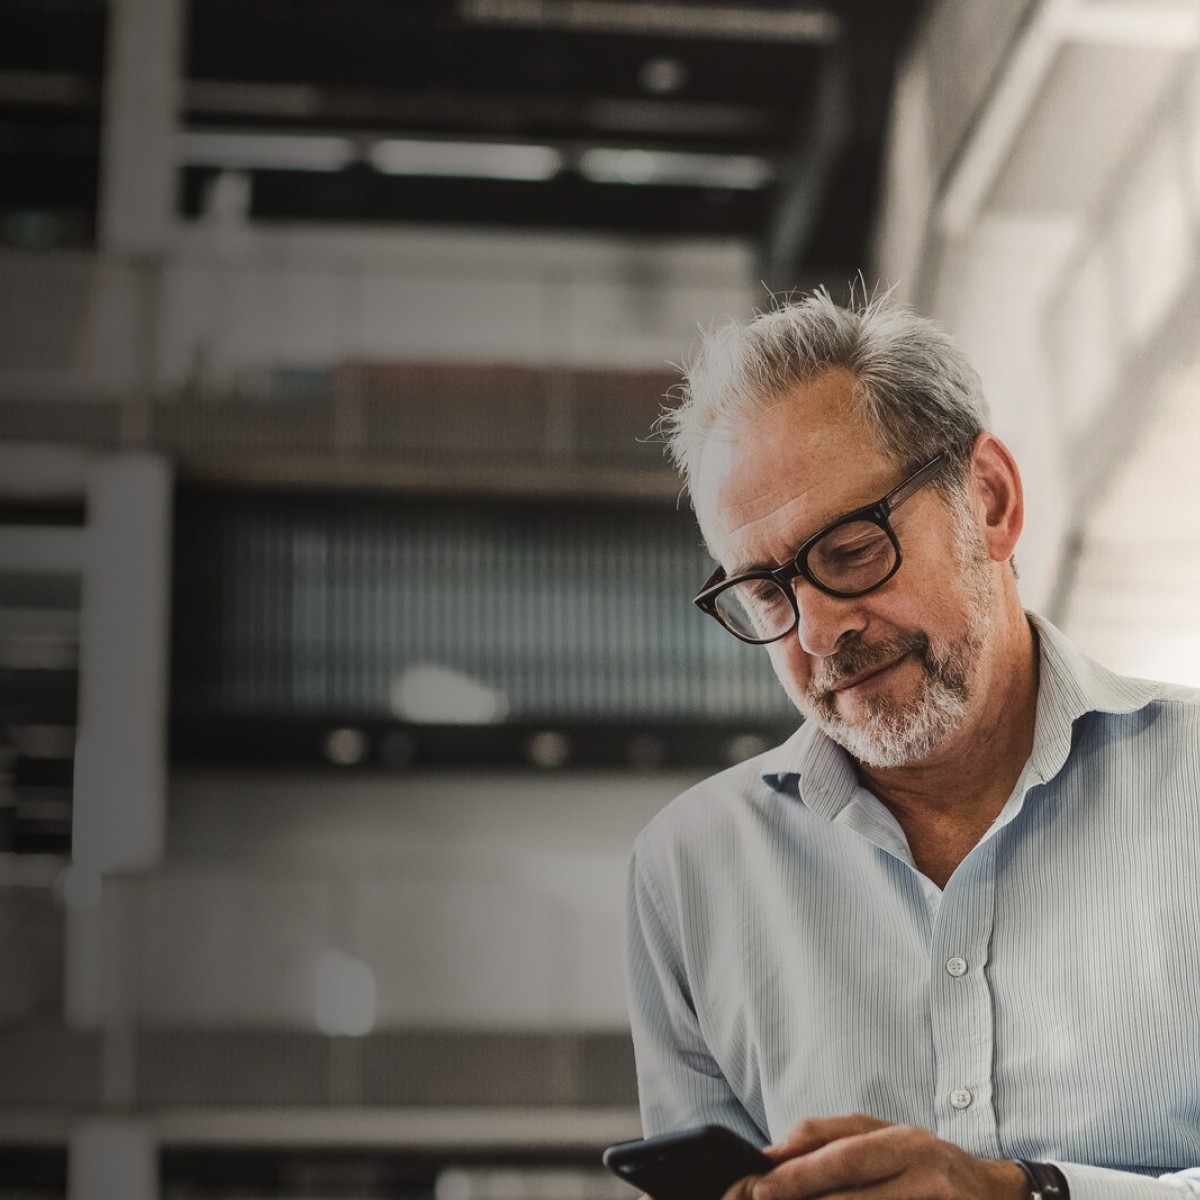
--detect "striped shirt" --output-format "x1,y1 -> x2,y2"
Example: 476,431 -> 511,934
626,613 -> 1200,1198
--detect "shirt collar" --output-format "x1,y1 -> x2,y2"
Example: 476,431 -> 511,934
1023,610 -> 1158,781
759,610 -> 1160,819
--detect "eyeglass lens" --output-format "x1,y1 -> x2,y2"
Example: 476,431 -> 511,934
713,519 -> 897,640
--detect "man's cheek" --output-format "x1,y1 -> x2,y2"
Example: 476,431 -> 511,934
765,645 -> 812,707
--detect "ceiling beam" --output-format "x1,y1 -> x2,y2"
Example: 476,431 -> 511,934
757,47 -> 850,289
937,0 -> 1200,239
457,0 -> 841,44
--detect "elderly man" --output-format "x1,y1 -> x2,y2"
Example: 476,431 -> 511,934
625,293 -> 1200,1200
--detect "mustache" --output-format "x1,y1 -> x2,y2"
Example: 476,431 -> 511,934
809,630 -> 932,697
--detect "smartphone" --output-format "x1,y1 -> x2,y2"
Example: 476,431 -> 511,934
603,1125 -> 773,1200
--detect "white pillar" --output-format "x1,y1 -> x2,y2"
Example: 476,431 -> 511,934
69,1119 -> 157,1200
98,0 -> 185,256
72,455 -> 172,874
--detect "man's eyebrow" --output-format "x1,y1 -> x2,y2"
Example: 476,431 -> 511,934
726,550 -> 786,577
725,494 -> 866,577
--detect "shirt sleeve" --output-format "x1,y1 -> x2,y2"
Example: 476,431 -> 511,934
624,843 -> 767,1146
1052,1163 -> 1200,1198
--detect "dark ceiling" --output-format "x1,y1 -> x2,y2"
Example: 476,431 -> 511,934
1,0 -> 926,281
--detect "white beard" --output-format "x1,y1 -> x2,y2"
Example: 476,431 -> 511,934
814,661 -> 973,768
803,521 -> 994,769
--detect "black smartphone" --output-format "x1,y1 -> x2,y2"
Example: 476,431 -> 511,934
603,1125 -> 773,1200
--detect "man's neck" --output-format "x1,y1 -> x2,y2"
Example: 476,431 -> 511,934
855,610 -> 1041,875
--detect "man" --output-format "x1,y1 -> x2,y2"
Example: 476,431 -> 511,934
625,292 -> 1200,1199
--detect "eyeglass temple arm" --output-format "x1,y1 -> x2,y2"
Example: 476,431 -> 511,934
695,565 -> 726,604
881,452 -> 948,515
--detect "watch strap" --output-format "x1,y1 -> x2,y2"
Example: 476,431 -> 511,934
1013,1159 -> 1070,1199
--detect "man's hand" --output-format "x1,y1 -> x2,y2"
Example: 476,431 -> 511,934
719,1114 -> 1029,1200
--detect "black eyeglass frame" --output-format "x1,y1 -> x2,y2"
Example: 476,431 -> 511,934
693,451 -> 951,644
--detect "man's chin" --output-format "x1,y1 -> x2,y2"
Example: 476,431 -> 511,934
814,721 -> 918,769
812,686 -> 969,770
829,725 -> 928,770
818,657 -> 918,726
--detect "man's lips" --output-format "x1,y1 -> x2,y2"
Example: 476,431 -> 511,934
829,653 -> 910,693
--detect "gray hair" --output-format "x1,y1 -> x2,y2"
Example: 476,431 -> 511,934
659,289 -> 991,499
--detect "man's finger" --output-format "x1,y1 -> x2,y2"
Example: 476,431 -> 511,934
754,1125 -> 917,1200
763,1113 -> 892,1161
755,1126 -> 1029,1200
718,1170 -> 763,1200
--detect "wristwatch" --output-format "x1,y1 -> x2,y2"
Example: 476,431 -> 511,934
1013,1159 -> 1070,1199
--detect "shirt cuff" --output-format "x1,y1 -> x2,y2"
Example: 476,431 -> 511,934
1052,1162 -> 1198,1199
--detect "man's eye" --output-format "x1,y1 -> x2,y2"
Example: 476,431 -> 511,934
830,540 -> 878,563
822,528 -> 888,562
745,582 -> 787,609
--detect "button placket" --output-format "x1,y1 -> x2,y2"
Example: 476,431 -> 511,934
928,844 -> 1001,1156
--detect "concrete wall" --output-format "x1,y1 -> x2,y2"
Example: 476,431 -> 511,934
873,0 -> 1200,624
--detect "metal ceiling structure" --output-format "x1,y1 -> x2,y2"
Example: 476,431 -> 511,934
2,0 -> 926,282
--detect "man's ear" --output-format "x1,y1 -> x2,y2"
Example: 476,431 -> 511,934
968,432 -> 1023,563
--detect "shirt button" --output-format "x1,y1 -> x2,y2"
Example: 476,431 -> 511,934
945,956 -> 968,977
950,1088 -> 973,1110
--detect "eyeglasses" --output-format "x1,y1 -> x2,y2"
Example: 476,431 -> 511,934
694,452 -> 950,644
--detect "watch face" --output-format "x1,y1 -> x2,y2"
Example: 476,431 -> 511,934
1014,1160 -> 1066,1200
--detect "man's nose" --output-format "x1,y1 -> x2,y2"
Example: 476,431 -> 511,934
790,580 -> 868,658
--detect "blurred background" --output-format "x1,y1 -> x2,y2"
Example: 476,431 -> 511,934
1,0 -> 1199,1197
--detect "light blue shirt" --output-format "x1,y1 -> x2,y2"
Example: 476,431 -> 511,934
626,614 -> 1200,1198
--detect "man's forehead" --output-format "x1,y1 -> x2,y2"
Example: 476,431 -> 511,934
691,387 -> 898,565
692,377 -> 881,499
